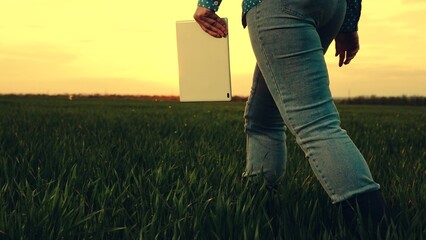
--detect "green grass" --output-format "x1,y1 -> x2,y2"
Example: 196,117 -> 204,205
0,95 -> 425,239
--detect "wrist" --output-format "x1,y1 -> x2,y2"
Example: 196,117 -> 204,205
197,0 -> 222,12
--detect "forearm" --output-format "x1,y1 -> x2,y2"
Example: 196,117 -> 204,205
340,0 -> 362,32
198,0 -> 222,12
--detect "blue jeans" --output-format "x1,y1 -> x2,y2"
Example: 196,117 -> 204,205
243,0 -> 380,203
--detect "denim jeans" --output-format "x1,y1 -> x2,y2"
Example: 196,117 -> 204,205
243,0 -> 380,203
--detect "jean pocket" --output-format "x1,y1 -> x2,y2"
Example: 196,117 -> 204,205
281,0 -> 319,19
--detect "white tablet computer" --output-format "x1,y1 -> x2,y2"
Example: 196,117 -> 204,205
176,19 -> 232,102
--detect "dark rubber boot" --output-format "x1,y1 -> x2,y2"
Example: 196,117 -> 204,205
340,189 -> 387,239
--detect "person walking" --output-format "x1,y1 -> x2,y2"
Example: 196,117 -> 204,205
194,0 -> 387,237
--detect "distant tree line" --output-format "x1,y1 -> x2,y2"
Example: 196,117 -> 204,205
334,95 -> 426,106
1,94 -> 425,105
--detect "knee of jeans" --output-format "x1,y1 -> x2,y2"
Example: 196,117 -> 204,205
244,111 -> 286,134
245,124 -> 287,144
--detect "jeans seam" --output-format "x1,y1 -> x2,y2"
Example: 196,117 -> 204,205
309,155 -> 336,197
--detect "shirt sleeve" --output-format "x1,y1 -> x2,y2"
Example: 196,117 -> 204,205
340,0 -> 362,32
198,0 -> 222,12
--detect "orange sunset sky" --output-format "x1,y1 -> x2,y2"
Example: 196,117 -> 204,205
0,0 -> 425,97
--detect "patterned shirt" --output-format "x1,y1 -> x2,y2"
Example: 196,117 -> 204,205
197,0 -> 362,32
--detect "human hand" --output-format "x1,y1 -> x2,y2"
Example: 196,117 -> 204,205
193,6 -> 228,38
335,32 -> 360,67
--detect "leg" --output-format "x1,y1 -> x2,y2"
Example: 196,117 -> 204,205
246,0 -> 387,236
243,64 -> 286,186
315,2 -> 388,237
246,0 -> 380,204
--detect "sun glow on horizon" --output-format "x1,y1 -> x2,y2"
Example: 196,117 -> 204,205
0,0 -> 425,97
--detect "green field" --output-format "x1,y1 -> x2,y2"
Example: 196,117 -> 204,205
0,95 -> 425,239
